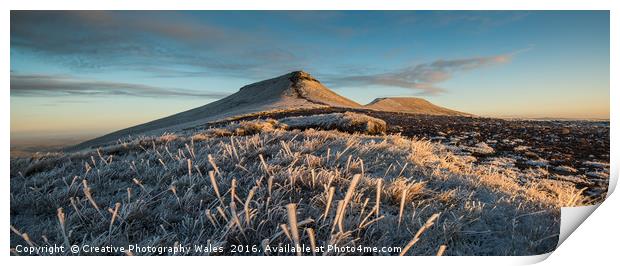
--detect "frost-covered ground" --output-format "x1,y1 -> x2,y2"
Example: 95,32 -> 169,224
205,108 -> 610,202
10,113 -> 598,256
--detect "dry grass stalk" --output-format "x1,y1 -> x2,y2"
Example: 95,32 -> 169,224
259,154 -> 270,174
268,218 -> 313,242
397,162 -> 409,177
10,225 -> 21,236
108,202 -> 121,241
244,186 -> 257,226
306,228 -> 317,256
289,171 -> 296,186
10,226 -> 36,249
337,174 -> 362,232
230,178 -> 237,204
170,185 -> 181,206
205,210 -> 218,227
208,154 -> 220,175
358,197 -> 370,224
279,224 -> 292,242
398,186 -> 408,227
209,171 -> 224,205
268,176 -> 274,197
382,163 -> 393,178
311,169 -> 316,188
359,159 -> 365,177
194,165 -> 203,177
230,201 -> 245,237
164,146 -> 174,160
69,197 -> 84,222
110,202 -> 121,226
82,179 -> 104,218
56,208 -> 71,248
187,159 -> 192,176
84,162 -> 92,174
322,186 -> 335,222
158,158 -> 167,169
345,155 -> 352,173
359,215 -> 385,229
21,233 -> 35,248
331,200 -> 344,233
325,148 -> 331,164
375,179 -> 382,217
229,136 -> 240,161
97,149 -> 109,165
216,206 -> 229,222
359,204 -> 376,228
41,235 -> 51,246
436,245 -> 447,256
280,140 -> 293,157
399,213 -> 440,256
184,143 -> 195,159
132,178 -> 146,192
286,203 -> 302,256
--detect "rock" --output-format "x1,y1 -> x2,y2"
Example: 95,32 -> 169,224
582,161 -> 610,169
585,171 -> 609,179
524,151 -> 539,159
526,159 -> 549,167
554,165 -> 578,174
463,142 -> 495,155
279,112 -> 387,135
514,145 -> 529,152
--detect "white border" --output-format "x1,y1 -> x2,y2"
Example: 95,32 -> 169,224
2,1 -> 617,265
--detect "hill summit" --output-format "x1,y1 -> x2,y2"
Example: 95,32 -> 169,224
74,72 -> 470,150
365,97 -> 471,116
73,71 -> 360,149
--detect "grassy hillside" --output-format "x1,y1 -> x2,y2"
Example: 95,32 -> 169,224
10,116 -> 590,255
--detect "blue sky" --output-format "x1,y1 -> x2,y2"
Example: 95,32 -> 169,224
10,11 -> 610,139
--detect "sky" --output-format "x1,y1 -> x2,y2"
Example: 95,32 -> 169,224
10,11 -> 610,141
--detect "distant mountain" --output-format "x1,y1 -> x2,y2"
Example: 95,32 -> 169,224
365,97 -> 472,116
73,71 -> 361,150
73,72 -> 472,150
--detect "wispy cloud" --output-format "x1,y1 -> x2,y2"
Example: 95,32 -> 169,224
430,11 -> 531,33
11,11 -> 533,83
11,11 -> 532,96
10,11 -> 304,77
327,53 -> 516,95
10,73 -> 230,98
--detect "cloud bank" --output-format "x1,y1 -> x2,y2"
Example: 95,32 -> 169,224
328,54 -> 512,95
11,11 -> 524,96
10,74 -> 229,98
